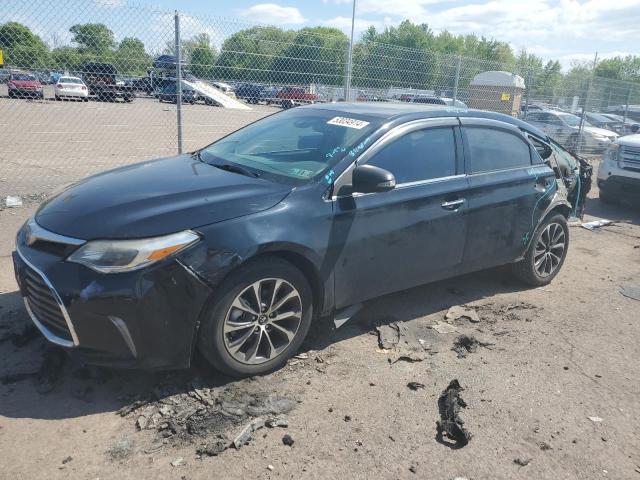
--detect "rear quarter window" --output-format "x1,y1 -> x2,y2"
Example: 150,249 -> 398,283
465,127 -> 532,173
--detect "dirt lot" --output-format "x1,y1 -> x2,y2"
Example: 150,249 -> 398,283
0,86 -> 276,197
0,160 -> 639,479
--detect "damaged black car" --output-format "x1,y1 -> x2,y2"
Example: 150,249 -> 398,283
13,103 -> 591,377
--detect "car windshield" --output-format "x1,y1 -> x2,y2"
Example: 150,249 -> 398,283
13,74 -> 36,81
199,108 -> 383,185
60,77 -> 82,84
587,112 -> 613,123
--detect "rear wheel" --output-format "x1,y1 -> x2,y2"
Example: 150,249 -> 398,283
511,213 -> 569,286
197,257 -> 313,377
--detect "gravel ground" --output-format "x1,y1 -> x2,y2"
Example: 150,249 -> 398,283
0,160 -> 639,479
0,87 -> 276,197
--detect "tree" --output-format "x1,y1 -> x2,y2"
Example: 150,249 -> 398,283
271,27 -> 348,85
69,23 -> 115,56
214,26 -> 295,82
115,37 -> 150,76
183,33 -> 217,79
0,22 -> 50,69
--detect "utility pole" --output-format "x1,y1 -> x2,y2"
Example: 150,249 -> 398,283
343,0 -> 356,102
577,52 -> 597,156
174,10 -> 183,154
453,55 -> 461,103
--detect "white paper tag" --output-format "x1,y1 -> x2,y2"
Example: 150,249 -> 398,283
327,116 -> 370,129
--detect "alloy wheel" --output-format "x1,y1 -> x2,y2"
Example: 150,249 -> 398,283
534,222 -> 566,278
223,278 -> 302,365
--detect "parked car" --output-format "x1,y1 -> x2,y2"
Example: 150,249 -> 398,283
523,110 -> 618,153
54,76 -> 89,101
600,113 -> 640,135
157,83 -> 198,104
598,134 -> 640,204
212,81 -> 236,98
583,112 -> 619,132
80,62 -> 135,102
235,83 -> 264,103
7,72 -> 44,99
356,93 -> 387,102
604,105 -> 640,123
409,95 -> 446,105
277,86 -> 317,108
13,104 -> 588,377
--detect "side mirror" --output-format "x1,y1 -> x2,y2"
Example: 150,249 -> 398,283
352,164 -> 396,194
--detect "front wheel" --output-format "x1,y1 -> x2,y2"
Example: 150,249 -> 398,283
197,257 -> 313,377
511,213 -> 569,286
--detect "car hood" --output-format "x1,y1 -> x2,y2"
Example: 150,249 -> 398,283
11,80 -> 41,88
36,155 -> 292,240
616,134 -> 640,147
584,125 -> 618,138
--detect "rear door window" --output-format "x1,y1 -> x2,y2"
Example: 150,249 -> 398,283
465,127 -> 532,173
366,127 -> 456,184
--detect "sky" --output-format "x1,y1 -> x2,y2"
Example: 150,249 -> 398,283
4,0 -> 640,68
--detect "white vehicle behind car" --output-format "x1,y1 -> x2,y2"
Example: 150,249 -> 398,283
55,76 -> 89,101
524,110 -> 618,153
598,134 -> 640,204
212,81 -> 236,98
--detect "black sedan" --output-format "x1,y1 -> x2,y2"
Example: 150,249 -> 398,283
13,104 -> 587,377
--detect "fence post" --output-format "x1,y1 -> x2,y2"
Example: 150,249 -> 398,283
174,10 -> 183,154
577,52 -> 598,156
343,0 -> 356,101
622,84 -> 632,129
453,55 -> 461,103
524,67 -> 533,116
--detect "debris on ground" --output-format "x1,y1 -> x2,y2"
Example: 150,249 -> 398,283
106,438 -> 135,461
619,285 -> 640,302
61,456 -> 72,464
432,322 -> 458,334
452,335 -> 494,358
375,319 -> 436,363
407,381 -> 425,391
233,418 -> 266,449
117,380 -> 297,455
445,306 -> 480,323
436,379 -> 472,448
538,441 -> 551,451
170,457 -> 185,467
580,219 -> 613,231
4,195 -> 23,208
282,434 -> 294,446
514,457 -> 531,467
588,416 -> 603,423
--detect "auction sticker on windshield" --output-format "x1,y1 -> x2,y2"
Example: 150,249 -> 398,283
327,117 -> 370,129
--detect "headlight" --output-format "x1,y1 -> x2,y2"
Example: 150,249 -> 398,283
602,143 -> 620,165
67,230 -> 199,273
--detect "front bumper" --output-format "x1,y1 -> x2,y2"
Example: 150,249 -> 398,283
598,175 -> 640,201
10,88 -> 44,97
12,229 -> 212,369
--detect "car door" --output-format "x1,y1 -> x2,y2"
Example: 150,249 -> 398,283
460,118 -> 556,269
330,118 -> 469,308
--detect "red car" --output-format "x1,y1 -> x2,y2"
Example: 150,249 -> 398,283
8,72 -> 44,99
276,87 -> 317,109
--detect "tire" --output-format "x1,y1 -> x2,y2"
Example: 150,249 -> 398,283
511,213 -> 569,286
55,95 -> 61,101
197,256 -> 313,377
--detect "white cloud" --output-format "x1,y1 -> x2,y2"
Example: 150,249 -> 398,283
239,3 -> 306,25
322,15 -> 394,35
94,0 -> 126,8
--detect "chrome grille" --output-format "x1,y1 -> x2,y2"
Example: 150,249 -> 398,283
23,266 -> 73,343
620,145 -> 640,171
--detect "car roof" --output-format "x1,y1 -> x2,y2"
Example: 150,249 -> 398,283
302,102 -> 549,139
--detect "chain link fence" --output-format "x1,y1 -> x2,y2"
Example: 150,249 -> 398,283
1,0 -> 639,201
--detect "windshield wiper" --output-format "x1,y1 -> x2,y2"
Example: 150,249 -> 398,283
212,162 -> 260,178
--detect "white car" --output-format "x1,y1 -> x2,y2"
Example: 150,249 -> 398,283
598,134 -> 640,204
524,110 -> 618,153
212,81 -> 236,98
54,76 -> 89,101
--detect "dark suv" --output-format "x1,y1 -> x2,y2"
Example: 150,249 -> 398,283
13,104 -> 589,377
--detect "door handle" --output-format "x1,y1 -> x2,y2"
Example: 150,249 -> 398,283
441,198 -> 465,210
